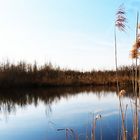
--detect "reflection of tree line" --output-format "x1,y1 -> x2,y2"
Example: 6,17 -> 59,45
0,61 -> 132,88
0,86 -> 133,114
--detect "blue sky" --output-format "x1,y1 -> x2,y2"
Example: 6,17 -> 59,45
0,0 -> 140,70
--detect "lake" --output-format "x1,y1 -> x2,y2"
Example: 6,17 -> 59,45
0,86 -> 139,140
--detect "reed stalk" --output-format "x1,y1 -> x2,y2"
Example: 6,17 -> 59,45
133,11 -> 139,140
115,4 -> 127,140
130,11 -> 140,140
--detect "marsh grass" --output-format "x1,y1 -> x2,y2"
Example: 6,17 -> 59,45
0,61 -> 132,88
57,114 -> 102,140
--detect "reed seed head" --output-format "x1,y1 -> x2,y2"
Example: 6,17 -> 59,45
95,114 -> 102,120
130,41 -> 140,59
115,4 -> 127,31
138,24 -> 140,29
130,48 -> 139,59
119,89 -> 126,96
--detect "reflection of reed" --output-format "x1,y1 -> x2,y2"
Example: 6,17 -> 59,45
57,128 -> 78,140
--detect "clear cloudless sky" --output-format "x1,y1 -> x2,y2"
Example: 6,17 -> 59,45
0,0 -> 140,70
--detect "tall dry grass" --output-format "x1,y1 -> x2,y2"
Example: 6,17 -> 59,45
0,61 -> 132,88
130,11 -> 140,140
114,4 -> 127,140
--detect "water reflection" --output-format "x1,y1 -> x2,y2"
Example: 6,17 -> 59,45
0,86 -> 136,140
0,86 -> 134,121
0,86 -> 119,114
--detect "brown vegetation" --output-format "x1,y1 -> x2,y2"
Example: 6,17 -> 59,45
0,61 -> 132,88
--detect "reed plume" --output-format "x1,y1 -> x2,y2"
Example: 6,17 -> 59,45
114,4 -> 127,140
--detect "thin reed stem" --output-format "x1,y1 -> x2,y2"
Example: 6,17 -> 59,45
133,11 -> 139,140
114,26 -> 126,140
114,27 -> 120,93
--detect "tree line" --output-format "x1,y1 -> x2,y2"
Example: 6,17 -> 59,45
0,61 -> 133,88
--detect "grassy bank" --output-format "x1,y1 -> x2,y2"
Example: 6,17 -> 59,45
0,61 -> 132,88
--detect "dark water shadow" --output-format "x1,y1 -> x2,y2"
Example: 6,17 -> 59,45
0,86 -> 133,114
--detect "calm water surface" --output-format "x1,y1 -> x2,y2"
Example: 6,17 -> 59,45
0,87 -> 138,140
